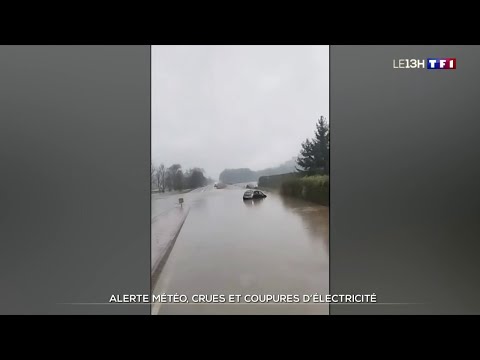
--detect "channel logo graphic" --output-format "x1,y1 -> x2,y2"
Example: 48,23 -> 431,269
427,58 -> 456,70
392,58 -> 456,70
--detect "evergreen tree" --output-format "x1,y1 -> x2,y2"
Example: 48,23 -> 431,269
296,138 -> 316,175
296,116 -> 329,175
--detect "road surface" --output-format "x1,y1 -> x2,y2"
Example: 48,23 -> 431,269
151,184 -> 329,314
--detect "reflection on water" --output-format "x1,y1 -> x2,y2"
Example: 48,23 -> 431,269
278,194 -> 329,251
191,194 -> 207,210
243,198 -> 265,207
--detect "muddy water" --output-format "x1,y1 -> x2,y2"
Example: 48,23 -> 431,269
152,185 -> 329,314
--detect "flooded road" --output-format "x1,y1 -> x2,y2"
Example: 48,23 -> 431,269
152,184 -> 329,314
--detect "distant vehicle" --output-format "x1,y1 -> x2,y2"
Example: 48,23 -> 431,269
245,183 -> 258,189
243,189 -> 267,200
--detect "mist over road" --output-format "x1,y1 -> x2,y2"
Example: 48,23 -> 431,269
151,184 -> 329,315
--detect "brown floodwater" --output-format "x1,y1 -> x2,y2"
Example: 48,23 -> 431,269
152,184 -> 329,315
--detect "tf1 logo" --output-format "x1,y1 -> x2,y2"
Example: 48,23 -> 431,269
427,58 -> 456,69
392,58 -> 456,70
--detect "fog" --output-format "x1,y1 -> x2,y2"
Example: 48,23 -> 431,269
152,45 -> 329,180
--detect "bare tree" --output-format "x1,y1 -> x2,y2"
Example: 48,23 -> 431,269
155,164 -> 166,192
151,162 -> 157,189
159,164 -> 166,192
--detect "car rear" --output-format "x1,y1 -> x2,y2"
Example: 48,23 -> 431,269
243,190 -> 254,199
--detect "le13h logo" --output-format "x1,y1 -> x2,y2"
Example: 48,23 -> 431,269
393,58 -> 456,70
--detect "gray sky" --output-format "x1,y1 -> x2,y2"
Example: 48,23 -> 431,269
152,45 -> 329,180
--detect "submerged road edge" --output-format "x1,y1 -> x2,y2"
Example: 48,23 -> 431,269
151,206 -> 190,292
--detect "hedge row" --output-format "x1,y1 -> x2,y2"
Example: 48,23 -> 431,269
280,175 -> 329,206
258,173 -> 299,188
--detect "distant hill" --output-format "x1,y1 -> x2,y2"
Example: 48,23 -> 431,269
219,158 -> 297,184
218,168 -> 257,184
256,158 -> 297,178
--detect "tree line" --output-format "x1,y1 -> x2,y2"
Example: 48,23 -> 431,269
151,163 -> 212,192
219,168 -> 256,184
219,158 -> 297,184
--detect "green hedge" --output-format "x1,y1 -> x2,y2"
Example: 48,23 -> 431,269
280,175 -> 329,205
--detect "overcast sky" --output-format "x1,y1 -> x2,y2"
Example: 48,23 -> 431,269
152,45 -> 329,180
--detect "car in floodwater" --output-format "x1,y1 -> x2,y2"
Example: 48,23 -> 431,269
243,189 -> 267,200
